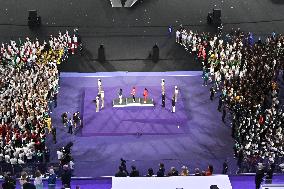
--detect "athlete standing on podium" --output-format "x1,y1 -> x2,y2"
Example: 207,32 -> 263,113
118,88 -> 123,104
143,88 -> 148,103
131,87 -> 136,102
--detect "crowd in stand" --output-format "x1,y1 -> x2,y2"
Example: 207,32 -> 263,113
176,27 -> 284,172
0,30 -> 79,169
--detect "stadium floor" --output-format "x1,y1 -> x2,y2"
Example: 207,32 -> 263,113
47,71 -> 237,178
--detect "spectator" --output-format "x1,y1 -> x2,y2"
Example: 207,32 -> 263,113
34,170 -> 43,189
205,165 -> 214,176
168,167 -> 179,176
129,165 -> 140,177
120,158 -> 128,175
157,163 -> 165,177
146,168 -> 154,177
194,168 -> 201,176
180,165 -> 189,176
23,177 -> 36,189
115,166 -> 127,177
222,160 -> 228,174
20,172 -> 28,189
2,174 -> 16,189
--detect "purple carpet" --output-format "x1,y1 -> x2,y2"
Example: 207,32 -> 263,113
82,86 -> 188,136
47,72 -> 237,178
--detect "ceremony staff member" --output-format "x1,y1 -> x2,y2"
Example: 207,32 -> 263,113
172,96 -> 176,113
161,79 -> 165,94
174,86 -> 179,102
101,91 -> 105,109
131,87 -> 136,102
118,89 -> 123,104
143,88 -> 148,103
162,92 -> 165,107
96,95 -> 100,112
98,79 -> 102,95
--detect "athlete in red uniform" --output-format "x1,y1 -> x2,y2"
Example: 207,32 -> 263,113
143,88 -> 148,103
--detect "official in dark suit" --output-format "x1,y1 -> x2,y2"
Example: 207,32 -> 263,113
255,164 -> 265,189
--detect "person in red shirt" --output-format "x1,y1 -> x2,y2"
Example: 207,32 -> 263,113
131,87 -> 136,102
205,165 -> 213,176
258,115 -> 264,125
143,88 -> 148,103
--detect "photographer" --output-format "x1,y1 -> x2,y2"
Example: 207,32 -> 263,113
61,112 -> 68,127
2,173 -> 16,189
73,112 -> 81,128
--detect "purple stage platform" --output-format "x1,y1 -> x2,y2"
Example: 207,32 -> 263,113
48,71 -> 237,178
82,86 -> 188,136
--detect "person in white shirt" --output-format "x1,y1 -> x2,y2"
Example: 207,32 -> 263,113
100,91 -> 104,109
34,170 -> 43,189
96,95 -> 100,112
69,160 -> 75,171
10,157 -> 17,164
118,89 -> 123,104
161,79 -> 165,94
57,149 -> 63,160
98,79 -> 102,95
174,86 -> 179,102
176,30 -> 180,43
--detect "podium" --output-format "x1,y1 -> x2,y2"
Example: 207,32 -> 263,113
113,97 -> 154,107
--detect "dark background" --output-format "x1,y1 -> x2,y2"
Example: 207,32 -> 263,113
0,0 -> 283,72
